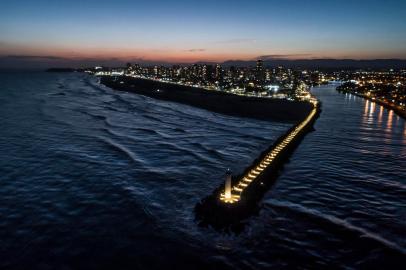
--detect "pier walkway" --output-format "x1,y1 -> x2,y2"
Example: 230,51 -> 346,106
220,98 -> 319,203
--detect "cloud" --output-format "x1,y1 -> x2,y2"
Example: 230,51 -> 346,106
185,49 -> 206,52
217,38 -> 257,44
257,54 -> 313,60
3,55 -> 67,60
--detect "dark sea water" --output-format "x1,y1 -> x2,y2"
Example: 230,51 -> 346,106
0,72 -> 405,269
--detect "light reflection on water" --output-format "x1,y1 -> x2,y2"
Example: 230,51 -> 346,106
378,105 -> 384,124
369,100 -> 375,117
387,109 -> 394,133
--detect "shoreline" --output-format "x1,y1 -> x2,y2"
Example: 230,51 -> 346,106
336,89 -> 406,120
99,76 -> 313,123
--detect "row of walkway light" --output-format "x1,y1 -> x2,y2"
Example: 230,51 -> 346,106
220,98 -> 318,203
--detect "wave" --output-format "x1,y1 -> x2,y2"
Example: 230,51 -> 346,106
83,77 -> 108,93
54,147 -> 121,166
47,92 -> 66,96
103,118 -> 174,139
173,127 -> 186,133
156,141 -> 221,164
264,199 -> 406,254
101,127 -> 145,144
101,127 -> 220,164
97,136 -> 146,166
78,110 -> 107,121
188,142 -> 227,160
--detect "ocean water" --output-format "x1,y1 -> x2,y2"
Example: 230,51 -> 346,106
0,71 -> 405,269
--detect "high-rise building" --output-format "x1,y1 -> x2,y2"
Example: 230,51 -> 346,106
215,64 -> 222,80
256,59 -> 263,71
153,66 -> 158,77
256,59 -> 265,82
202,65 -> 207,81
265,69 -> 271,81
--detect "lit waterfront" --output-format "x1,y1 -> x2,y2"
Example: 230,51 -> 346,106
89,61 -> 315,102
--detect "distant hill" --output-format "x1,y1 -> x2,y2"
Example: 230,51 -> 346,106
3,54 -> 406,70
221,59 -> 406,70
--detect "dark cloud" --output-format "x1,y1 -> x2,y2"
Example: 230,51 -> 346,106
257,54 -> 313,60
185,49 -> 206,52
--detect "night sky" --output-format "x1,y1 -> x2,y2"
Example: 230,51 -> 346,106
1,0 -> 406,67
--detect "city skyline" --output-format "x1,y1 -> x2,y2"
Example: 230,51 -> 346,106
1,0 -> 406,68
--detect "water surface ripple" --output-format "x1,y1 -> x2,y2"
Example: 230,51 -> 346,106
0,72 -> 405,269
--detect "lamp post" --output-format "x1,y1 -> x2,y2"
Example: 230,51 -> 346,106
225,169 -> 232,200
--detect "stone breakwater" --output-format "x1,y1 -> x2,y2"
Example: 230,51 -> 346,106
100,76 -> 313,123
195,100 -> 321,232
98,75 -> 320,232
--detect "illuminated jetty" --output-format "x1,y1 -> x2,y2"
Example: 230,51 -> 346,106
195,98 -> 320,232
220,98 -> 318,204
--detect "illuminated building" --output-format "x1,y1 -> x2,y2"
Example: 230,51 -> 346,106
256,59 -> 264,82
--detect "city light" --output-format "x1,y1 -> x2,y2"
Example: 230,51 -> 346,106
90,60 -> 319,101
